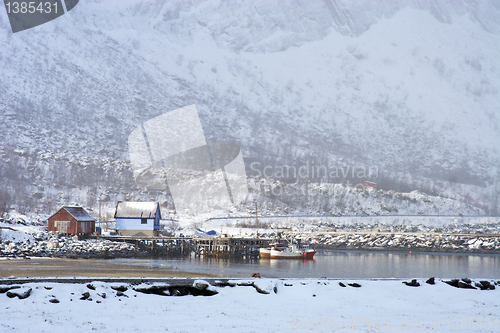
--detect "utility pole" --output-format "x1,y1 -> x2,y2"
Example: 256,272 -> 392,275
98,196 -> 102,228
255,201 -> 259,238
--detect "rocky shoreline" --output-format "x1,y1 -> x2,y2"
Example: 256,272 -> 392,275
300,232 -> 500,254
0,237 -> 145,259
315,246 -> 500,255
2,233 -> 500,259
2,222 -> 500,259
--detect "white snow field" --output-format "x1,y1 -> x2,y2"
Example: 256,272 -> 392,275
1,278 -> 499,333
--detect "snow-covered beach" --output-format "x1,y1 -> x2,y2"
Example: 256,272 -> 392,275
1,277 -> 499,333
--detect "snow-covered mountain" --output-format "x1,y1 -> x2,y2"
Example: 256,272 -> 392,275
0,0 -> 499,215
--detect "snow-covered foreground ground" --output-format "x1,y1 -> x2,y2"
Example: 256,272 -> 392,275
1,278 -> 499,333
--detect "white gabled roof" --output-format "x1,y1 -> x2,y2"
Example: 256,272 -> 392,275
114,201 -> 160,219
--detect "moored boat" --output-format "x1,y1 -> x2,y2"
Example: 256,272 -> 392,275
301,244 -> 316,260
260,226 -> 316,259
269,244 -> 316,259
259,242 -> 286,258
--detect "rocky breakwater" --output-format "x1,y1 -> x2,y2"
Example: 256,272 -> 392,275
301,232 -> 500,253
0,236 -> 137,259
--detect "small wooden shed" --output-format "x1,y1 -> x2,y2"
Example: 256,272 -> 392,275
48,206 -> 96,235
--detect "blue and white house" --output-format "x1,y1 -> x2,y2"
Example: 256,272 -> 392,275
114,201 -> 162,237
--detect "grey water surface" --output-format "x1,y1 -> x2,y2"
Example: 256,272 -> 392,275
113,250 -> 500,279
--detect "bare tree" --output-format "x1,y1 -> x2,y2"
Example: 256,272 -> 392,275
101,212 -> 113,231
160,220 -> 182,237
86,187 -> 97,209
167,220 -> 181,233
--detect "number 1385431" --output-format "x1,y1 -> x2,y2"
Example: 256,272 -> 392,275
5,2 -> 58,14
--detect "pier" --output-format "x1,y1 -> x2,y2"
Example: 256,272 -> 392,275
192,237 -> 272,258
100,236 -> 273,258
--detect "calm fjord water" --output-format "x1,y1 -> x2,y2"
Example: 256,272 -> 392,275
115,250 -> 500,279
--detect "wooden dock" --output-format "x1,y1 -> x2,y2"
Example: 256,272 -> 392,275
100,236 -> 272,258
192,237 -> 272,258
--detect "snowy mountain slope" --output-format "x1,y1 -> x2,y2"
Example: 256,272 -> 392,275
0,0 -> 499,214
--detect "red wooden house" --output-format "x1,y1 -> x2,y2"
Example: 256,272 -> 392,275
47,206 -> 96,235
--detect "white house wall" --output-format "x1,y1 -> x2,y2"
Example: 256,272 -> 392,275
115,218 -> 155,231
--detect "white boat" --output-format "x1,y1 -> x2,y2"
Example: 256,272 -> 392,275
259,242 -> 286,258
269,243 -> 316,259
260,226 -> 316,259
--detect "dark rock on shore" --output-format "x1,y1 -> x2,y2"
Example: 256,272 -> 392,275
444,279 -> 459,287
80,292 -> 90,300
0,286 -> 21,293
445,279 -> 478,290
193,280 -> 210,290
7,288 -> 32,299
134,285 -> 170,296
348,283 -> 361,288
457,281 -> 476,289
213,281 -> 237,287
475,281 -> 495,290
133,283 -> 218,297
403,279 -> 420,287
252,284 -> 270,294
426,277 -> 435,285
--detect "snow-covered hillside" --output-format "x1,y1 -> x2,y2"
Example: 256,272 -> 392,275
0,0 -> 499,215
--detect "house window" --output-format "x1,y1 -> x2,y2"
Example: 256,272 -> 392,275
141,218 -> 147,224
55,221 -> 70,233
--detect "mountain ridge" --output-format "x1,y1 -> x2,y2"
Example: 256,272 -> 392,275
0,0 -> 499,215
